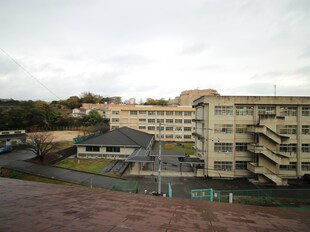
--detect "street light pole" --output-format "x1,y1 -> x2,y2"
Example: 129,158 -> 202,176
158,122 -> 162,195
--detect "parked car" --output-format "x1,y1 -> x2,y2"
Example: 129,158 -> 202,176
0,146 -> 13,154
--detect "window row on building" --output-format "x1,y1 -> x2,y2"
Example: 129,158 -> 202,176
112,110 -> 193,116
137,126 -> 192,131
213,161 -> 248,171
85,146 -> 121,153
214,161 -> 310,171
211,124 -> 310,135
213,143 -> 310,153
111,118 -> 193,124
280,162 -> 310,171
214,105 -> 310,116
155,134 -> 192,139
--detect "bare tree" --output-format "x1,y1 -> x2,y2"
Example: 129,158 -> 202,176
27,132 -> 59,161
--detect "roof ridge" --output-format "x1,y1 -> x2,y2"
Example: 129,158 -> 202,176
117,128 -> 143,147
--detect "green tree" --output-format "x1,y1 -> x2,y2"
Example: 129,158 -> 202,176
78,110 -> 104,126
66,96 -> 81,109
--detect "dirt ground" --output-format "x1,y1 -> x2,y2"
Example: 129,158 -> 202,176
27,131 -> 81,142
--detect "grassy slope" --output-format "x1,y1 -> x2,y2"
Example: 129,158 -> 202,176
1,168 -> 82,187
164,142 -> 195,156
55,158 -> 112,174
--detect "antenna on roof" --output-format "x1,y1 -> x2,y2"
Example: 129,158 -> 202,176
274,85 -> 277,97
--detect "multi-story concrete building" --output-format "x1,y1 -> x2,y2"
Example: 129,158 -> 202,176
168,88 -> 220,106
109,105 -> 195,142
192,96 -> 310,185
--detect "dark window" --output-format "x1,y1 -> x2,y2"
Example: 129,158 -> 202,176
235,161 -> 247,170
280,162 -> 296,170
236,143 -> 248,152
86,146 -> 100,152
106,146 -> 120,153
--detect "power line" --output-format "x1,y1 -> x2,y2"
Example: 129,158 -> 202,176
0,47 -> 61,100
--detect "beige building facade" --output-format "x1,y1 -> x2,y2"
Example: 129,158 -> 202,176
193,96 -> 310,185
109,105 -> 195,142
169,88 -> 220,106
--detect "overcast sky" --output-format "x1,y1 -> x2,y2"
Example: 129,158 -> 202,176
0,0 -> 310,102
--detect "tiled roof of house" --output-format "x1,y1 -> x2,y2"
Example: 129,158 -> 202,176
77,127 -> 154,148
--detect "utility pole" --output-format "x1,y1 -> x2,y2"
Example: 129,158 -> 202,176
158,122 -> 162,195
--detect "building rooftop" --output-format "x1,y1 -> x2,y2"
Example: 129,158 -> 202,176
1,177 -> 309,232
77,127 -> 154,149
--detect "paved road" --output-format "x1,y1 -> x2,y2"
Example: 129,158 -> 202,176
0,149 -> 35,167
0,149 -> 128,189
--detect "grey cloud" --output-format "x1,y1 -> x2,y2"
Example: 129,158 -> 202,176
103,54 -> 153,67
179,43 -> 207,56
0,55 -> 20,75
296,66 -> 310,76
224,82 -> 310,97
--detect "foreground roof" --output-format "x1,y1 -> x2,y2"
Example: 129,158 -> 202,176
77,127 -> 154,148
1,177 -> 309,232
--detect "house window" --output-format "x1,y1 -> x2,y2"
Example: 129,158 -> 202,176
184,127 -> 192,131
139,118 -> 146,122
139,126 -> 146,130
280,107 -> 297,116
175,135 -> 183,139
215,106 -> 233,115
302,162 -> 310,171
175,127 -> 182,131
156,126 -> 164,131
166,111 -> 173,116
175,111 -> 183,116
302,107 -> 310,116
278,125 -> 297,134
148,111 -> 155,115
166,134 -> 173,139
175,119 -> 183,124
236,143 -> 248,152
147,126 -> 155,130
157,111 -> 164,115
184,135 -> 192,139
111,126 -> 119,130
184,112 -> 192,116
236,106 -> 253,116
214,143 -> 233,152
258,106 -> 276,115
86,146 -> 100,152
280,144 -> 297,153
302,125 -> 310,134
156,134 -> 164,139
111,118 -> 119,122
139,111 -> 146,114
215,124 -> 233,134
302,144 -> 310,152
112,111 -> 119,115
130,111 -> 138,115
280,162 -> 296,170
166,119 -> 173,123
157,119 -> 164,123
214,161 -> 232,171
184,119 -> 192,124
148,119 -> 155,123
235,161 -> 247,170
165,127 -> 173,131
236,124 -> 247,133
106,146 -> 120,153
